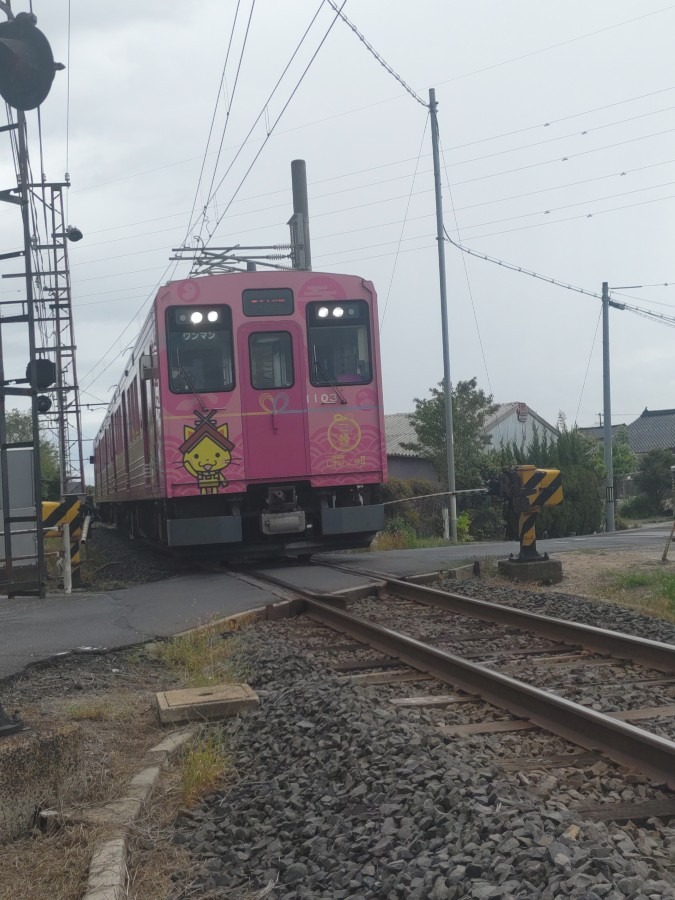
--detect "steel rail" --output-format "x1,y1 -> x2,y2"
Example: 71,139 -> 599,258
304,596 -> 675,789
316,561 -> 675,674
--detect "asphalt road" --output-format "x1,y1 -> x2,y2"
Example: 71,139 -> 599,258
319,522 -> 673,579
0,523 -> 670,680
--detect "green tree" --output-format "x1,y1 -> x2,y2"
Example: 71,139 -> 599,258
5,408 -> 60,500
403,378 -> 499,488
495,423 -> 604,538
612,425 -> 636,478
635,448 -> 674,513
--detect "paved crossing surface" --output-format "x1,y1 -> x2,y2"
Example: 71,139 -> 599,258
0,523 -> 670,680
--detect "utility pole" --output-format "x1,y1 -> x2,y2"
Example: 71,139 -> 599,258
602,281 -> 615,533
289,159 -> 312,271
429,88 -> 457,542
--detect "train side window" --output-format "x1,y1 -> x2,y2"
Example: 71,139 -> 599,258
249,331 -> 294,389
307,300 -> 372,386
167,305 -> 235,394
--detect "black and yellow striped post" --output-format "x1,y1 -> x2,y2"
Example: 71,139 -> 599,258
42,495 -> 81,534
509,465 -> 563,561
70,508 -> 83,587
41,496 -> 82,588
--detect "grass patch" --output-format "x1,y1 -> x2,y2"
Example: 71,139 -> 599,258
602,563 -> 675,622
67,699 -> 132,721
615,567 -> 675,602
371,532 -> 450,551
179,727 -> 232,804
149,622 -> 247,688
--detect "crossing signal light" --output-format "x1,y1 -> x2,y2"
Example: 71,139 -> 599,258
0,13 -> 60,111
26,358 -> 56,391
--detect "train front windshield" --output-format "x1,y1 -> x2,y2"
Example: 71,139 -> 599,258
307,300 -> 372,386
167,306 -> 235,393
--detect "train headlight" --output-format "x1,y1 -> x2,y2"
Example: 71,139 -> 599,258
318,307 -> 329,318
207,310 -> 219,323
190,311 -> 203,324
332,306 -> 344,318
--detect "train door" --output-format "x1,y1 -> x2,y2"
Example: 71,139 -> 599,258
237,322 -> 309,480
141,348 -> 160,489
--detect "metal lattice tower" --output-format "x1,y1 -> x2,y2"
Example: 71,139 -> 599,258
34,183 -> 85,495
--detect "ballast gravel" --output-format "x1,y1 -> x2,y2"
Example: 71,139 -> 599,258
169,618 -> 675,900
436,579 -> 675,645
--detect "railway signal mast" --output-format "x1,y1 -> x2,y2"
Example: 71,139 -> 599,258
0,6 -> 83,598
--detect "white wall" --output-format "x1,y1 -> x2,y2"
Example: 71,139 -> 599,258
487,410 -> 558,451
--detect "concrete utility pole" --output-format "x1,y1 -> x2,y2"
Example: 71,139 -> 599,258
289,159 -> 312,271
602,281 -> 615,533
429,88 -> 457,542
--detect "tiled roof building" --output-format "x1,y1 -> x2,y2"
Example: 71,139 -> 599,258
627,408 -> 675,454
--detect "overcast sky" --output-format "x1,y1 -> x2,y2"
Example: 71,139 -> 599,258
2,0 -> 675,464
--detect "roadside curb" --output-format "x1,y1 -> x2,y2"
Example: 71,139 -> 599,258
77,604 -> 279,899
78,728 -> 196,900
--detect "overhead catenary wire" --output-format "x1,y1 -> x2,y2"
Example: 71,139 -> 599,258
81,0 -> 346,389
324,0 -> 426,108
190,0 -> 328,248
194,0 -> 258,248
202,0 -> 349,244
180,0 -> 244,251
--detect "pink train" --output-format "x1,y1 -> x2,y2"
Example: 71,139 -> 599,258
93,270 -> 387,558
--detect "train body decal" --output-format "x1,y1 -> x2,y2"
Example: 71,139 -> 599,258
179,410 -> 234,495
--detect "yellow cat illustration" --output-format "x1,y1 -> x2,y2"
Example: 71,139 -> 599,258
179,411 -> 234,495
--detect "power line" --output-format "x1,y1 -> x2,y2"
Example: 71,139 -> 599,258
180,0 -> 244,251
204,0 -> 349,243
194,0 -> 327,239
575,308 -> 602,426
195,0 -> 257,248
70,83 -> 675,201
380,115 -> 428,329
439,125 -> 492,395
436,5 -> 675,87
81,1 -> 345,389
442,228 -> 675,329
324,0 -> 426,107
76,153 -> 675,257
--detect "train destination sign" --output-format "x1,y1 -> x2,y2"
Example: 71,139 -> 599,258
243,288 -> 294,317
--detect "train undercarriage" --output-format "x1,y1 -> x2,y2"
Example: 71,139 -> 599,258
100,482 -> 385,560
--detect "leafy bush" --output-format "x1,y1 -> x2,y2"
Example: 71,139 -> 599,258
456,511 -> 471,542
380,478 -> 444,537
619,494 -> 655,520
635,449 -> 674,513
537,464 -> 603,537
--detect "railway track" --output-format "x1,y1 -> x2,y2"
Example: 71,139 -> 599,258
240,564 -> 675,792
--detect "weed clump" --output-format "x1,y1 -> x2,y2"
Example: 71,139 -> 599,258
150,622 -> 247,688
179,727 -> 232,804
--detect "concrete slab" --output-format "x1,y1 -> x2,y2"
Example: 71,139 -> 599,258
255,562 -> 376,595
156,683 -> 259,725
498,558 -> 564,584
